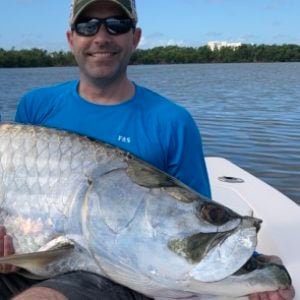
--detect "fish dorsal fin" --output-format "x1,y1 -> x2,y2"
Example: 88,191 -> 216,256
0,237 -> 74,270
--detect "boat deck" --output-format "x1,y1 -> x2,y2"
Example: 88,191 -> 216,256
206,157 -> 300,297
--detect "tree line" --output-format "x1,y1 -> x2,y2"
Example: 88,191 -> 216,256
0,48 -> 76,68
1,44 -> 300,68
131,44 -> 300,64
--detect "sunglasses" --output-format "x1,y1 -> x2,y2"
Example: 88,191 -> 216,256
72,16 -> 135,37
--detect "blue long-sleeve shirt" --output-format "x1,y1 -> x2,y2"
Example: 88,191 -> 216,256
15,81 -> 211,198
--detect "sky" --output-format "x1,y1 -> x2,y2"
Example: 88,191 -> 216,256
0,0 -> 299,51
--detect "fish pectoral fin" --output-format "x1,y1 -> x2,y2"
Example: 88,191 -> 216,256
38,236 -> 75,252
0,243 -> 74,270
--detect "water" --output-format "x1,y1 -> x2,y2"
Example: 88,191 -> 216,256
0,63 -> 299,204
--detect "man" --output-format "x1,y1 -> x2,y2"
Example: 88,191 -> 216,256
15,0 -> 211,199
0,0 -> 295,299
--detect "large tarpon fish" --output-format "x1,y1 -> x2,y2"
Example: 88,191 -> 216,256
0,123 -> 291,299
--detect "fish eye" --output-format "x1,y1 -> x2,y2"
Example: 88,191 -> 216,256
200,203 -> 232,225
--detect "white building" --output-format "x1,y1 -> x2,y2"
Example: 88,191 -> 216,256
207,41 -> 242,50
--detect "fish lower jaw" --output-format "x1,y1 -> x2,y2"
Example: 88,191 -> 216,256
188,228 -> 257,282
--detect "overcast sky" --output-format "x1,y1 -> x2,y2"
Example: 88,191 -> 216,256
0,0 -> 299,51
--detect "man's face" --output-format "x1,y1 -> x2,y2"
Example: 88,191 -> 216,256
67,1 -> 141,84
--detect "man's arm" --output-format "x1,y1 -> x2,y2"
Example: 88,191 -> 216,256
248,255 -> 295,300
165,109 -> 211,198
0,225 -> 18,273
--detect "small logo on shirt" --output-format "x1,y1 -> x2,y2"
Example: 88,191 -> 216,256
118,135 -> 131,144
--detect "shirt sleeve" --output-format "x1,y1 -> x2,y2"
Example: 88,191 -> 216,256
15,91 -> 52,124
15,95 -> 31,123
164,109 -> 212,199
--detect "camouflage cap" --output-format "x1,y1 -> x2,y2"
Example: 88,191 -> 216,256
70,0 -> 137,25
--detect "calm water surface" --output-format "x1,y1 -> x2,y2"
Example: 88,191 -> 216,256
0,63 -> 299,204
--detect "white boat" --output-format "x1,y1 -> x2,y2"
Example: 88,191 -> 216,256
206,157 -> 300,298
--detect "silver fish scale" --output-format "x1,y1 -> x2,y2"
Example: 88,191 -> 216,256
0,124 -> 123,252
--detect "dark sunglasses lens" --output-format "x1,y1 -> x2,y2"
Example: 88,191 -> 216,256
106,18 -> 133,35
75,19 -> 99,36
74,17 -> 133,36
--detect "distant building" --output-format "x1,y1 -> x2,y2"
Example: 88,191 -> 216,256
207,41 -> 242,50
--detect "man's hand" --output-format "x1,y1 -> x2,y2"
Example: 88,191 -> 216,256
0,225 -> 19,273
249,255 -> 295,300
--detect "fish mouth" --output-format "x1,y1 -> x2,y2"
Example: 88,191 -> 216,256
169,217 -> 258,282
168,231 -> 232,264
190,223 -> 257,282
234,256 -> 292,287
